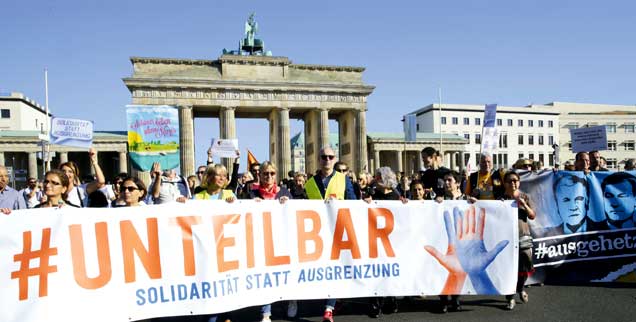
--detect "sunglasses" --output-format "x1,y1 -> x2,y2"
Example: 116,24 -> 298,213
197,171 -> 206,174
43,180 -> 61,186
121,186 -> 139,192
505,179 -> 520,183
320,155 -> 335,161
263,171 -> 276,176
336,168 -> 348,172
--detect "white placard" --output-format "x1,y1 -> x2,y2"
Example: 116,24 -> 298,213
49,117 -> 93,148
210,138 -> 239,158
569,125 -> 607,153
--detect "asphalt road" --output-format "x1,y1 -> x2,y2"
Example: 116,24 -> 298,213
155,283 -> 636,322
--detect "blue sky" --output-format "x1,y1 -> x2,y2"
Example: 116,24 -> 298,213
2,0 -> 635,168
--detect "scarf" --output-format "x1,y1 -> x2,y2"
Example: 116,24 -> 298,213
258,183 -> 280,200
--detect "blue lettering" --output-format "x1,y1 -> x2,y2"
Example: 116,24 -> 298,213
136,289 -> 146,305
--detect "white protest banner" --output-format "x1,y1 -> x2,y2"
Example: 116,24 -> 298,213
569,125 -> 607,153
49,117 -> 93,148
0,200 -> 517,322
211,138 -> 239,158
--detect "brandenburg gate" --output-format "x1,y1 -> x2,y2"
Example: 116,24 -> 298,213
123,54 -> 374,177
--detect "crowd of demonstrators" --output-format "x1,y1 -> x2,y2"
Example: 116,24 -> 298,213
4,143 -> 636,322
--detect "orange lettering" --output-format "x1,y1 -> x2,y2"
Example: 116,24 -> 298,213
245,213 -> 255,268
120,218 -> 162,283
213,214 -> 240,272
170,216 -> 201,276
69,222 -> 112,289
330,208 -> 361,259
263,212 -> 291,266
296,210 -> 323,262
368,208 -> 395,258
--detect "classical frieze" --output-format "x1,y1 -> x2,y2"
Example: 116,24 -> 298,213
131,88 -> 366,103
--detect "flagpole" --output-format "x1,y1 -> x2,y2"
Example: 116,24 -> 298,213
438,87 -> 443,156
45,68 -> 51,172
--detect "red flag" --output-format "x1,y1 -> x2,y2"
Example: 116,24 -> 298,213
247,149 -> 259,168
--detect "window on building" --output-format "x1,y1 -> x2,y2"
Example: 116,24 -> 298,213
529,153 -> 535,161
507,119 -> 513,126
463,117 -> 470,125
548,120 -> 554,128
497,119 -> 503,126
607,123 -> 617,133
607,158 -> 617,169
608,141 -> 617,151
539,135 -> 545,145
565,122 -> 578,130
528,120 -> 534,127
625,123 -> 635,133
452,117 -> 458,125
567,142 -> 572,151
441,117 -> 447,125
539,120 -> 544,127
475,133 -> 481,144
518,134 -> 524,145
518,153 -> 524,160
549,135 -> 554,146
475,118 -> 481,126
625,141 -> 635,151
518,119 -> 524,127
464,133 -> 470,141
549,154 -> 554,166
528,135 -> 534,145
499,133 -> 508,148
539,153 -> 545,165
1,109 -> 10,118
416,124 -> 420,131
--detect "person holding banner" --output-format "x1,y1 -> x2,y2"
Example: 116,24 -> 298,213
247,161 -> 295,321
465,152 -> 505,200
59,147 -> 106,207
150,162 -> 191,204
193,164 -> 236,202
34,170 -> 79,208
304,146 -> 356,322
501,171 -> 535,310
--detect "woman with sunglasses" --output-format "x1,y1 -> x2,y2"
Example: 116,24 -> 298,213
58,147 -> 106,207
501,171 -> 536,310
117,177 -> 147,207
247,161 -> 294,321
35,170 -> 79,208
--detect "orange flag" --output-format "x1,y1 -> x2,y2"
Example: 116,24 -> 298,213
247,149 -> 259,168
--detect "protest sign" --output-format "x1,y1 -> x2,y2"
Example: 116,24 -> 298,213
126,105 -> 180,171
210,138 -> 240,158
49,117 -> 93,148
0,200 -> 517,322
518,170 -> 636,284
569,125 -> 607,153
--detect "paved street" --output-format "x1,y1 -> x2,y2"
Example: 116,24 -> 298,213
158,283 -> 636,322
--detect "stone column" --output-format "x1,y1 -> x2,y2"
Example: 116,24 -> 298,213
318,108 -> 330,151
179,105 -> 195,177
397,150 -> 403,173
278,107 -> 291,177
356,108 -> 368,172
59,152 -> 68,164
374,149 -> 380,171
28,152 -> 38,179
0,152 -> 4,166
459,152 -> 465,171
219,106 -> 237,174
119,151 -> 128,174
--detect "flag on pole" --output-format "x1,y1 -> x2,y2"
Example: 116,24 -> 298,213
247,149 -> 259,168
403,114 -> 417,142
481,104 -> 499,155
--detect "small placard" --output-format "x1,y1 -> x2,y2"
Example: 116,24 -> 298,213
569,125 -> 607,153
210,138 -> 239,158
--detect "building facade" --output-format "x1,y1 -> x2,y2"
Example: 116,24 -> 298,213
533,102 -> 636,170
411,104 -> 561,169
